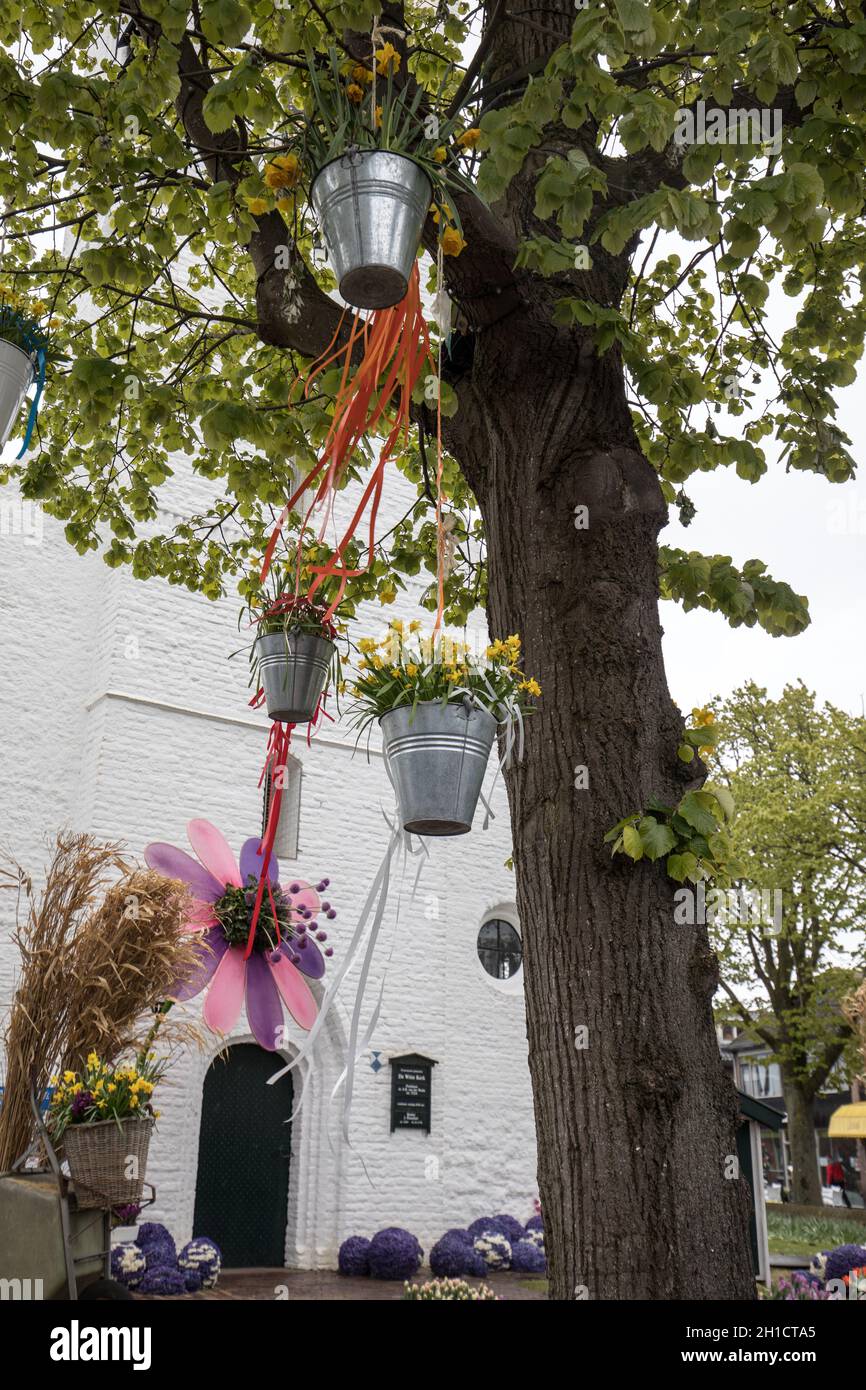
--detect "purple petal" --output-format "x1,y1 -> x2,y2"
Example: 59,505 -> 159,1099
239,837 -> 279,888
292,936 -> 325,980
170,928 -> 227,1002
144,843 -> 223,902
245,951 -> 283,1051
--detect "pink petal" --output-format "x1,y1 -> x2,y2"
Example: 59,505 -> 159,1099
203,947 -> 246,1035
268,952 -> 318,1031
144,843 -> 223,901
187,819 -> 242,888
184,901 -> 217,933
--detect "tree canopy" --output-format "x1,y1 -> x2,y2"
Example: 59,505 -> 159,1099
1,0 -> 862,635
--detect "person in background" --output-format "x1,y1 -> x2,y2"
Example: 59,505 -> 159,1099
827,1154 -> 852,1208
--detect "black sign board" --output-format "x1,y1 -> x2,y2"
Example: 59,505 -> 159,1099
389,1053 -> 436,1133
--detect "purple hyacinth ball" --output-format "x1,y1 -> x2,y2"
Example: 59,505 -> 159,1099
368,1227 -> 423,1281
138,1263 -> 187,1295
110,1241 -> 147,1289
525,1213 -> 544,1234
178,1237 -> 222,1289
511,1239 -> 547,1274
824,1243 -> 866,1282
468,1214 -> 524,1243
430,1231 -> 486,1278
135,1222 -> 176,1270
338,1235 -> 372,1276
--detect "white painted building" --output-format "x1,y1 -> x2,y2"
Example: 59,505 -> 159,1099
0,450 -> 538,1267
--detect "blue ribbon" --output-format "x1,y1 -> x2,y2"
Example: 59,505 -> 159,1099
15,346 -> 46,459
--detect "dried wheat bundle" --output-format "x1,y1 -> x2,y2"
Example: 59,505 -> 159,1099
0,834 -> 202,1171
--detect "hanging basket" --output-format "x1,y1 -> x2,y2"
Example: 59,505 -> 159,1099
310,150 -> 432,310
62,1117 -> 153,1210
255,630 -> 335,724
0,338 -> 36,450
380,700 -> 498,836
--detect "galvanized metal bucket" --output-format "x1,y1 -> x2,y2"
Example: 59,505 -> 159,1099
380,700 -> 498,836
255,631 -> 336,724
310,150 -> 432,309
0,338 -> 35,449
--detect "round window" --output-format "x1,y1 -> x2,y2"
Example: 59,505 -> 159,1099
477,917 -> 522,981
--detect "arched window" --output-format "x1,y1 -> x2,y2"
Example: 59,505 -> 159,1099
477,917 -> 522,981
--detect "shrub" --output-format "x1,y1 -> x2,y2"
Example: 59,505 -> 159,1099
368,1227 -> 423,1280
178,1237 -> 221,1289
338,1235 -> 372,1276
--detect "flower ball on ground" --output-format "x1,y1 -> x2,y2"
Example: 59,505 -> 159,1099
178,1237 -> 222,1289
430,1231 -> 486,1278
473,1232 -> 512,1271
139,1265 -> 187,1296
525,1214 -> 543,1234
338,1235 -> 372,1276
368,1228 -> 423,1280
511,1239 -> 547,1274
135,1222 -> 176,1270
468,1214 -> 523,1243
824,1244 -> 866,1283
110,1242 -> 146,1289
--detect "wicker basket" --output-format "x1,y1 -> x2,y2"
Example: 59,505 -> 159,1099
62,1117 -> 153,1210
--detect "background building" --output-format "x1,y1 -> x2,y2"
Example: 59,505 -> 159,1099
0,453 -> 539,1266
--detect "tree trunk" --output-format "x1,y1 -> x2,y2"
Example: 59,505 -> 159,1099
782,1069 -> 821,1205
450,325 -> 755,1299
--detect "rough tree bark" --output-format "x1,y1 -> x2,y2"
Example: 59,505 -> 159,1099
781,1067 -> 821,1205
156,0 -> 758,1297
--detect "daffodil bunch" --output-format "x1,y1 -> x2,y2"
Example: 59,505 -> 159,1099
678,705 -> 719,765
0,280 -> 51,356
269,47 -> 480,240
348,620 -> 540,733
48,1051 -> 166,1137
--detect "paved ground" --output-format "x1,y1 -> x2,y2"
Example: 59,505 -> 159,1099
138,1268 -> 548,1301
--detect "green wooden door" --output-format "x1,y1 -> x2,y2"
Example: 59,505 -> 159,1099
193,1044 -> 293,1268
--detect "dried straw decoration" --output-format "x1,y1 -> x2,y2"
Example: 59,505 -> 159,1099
0,833 -> 203,1171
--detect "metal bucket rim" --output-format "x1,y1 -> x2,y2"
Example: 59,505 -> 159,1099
254,630 -> 336,654
378,699 -> 499,730
0,336 -> 37,371
310,149 -> 432,202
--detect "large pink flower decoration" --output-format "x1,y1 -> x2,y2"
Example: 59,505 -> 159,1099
144,819 -> 337,1051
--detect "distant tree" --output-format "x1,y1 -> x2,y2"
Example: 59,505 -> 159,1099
711,682 -> 866,1203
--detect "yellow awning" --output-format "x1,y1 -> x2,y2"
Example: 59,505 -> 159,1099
828,1103 -> 866,1138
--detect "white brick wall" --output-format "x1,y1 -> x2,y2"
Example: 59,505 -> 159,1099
0,464 -> 538,1267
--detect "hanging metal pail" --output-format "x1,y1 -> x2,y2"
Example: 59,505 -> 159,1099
310,150 -> 432,310
255,631 -> 335,724
0,339 -> 35,449
380,700 -> 498,836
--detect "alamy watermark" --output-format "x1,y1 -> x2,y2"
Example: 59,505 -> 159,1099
674,101 -> 782,157
674,883 -> 783,934
0,498 -> 43,545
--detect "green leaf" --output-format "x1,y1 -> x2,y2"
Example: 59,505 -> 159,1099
678,791 -> 720,838
622,824 -> 645,860
638,817 -> 677,861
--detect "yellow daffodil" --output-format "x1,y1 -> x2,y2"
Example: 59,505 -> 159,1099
372,654 -> 384,669
359,636 -> 378,653
264,153 -> 302,190
406,663 -> 418,677
380,585 -> 397,603
346,83 -> 364,105
373,104 -> 383,129
375,42 -> 401,76
519,678 -> 542,697
409,619 -> 421,633
389,618 -> 404,634
351,64 -> 373,85
433,146 -> 447,164
86,1051 -> 99,1068
245,196 -> 269,216
63,1070 -> 76,1084
691,706 -> 716,727
441,227 -> 467,257
276,196 -> 296,214
129,1094 -> 139,1108
456,127 -> 481,148
49,1074 -> 59,1086
107,1083 -> 116,1093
